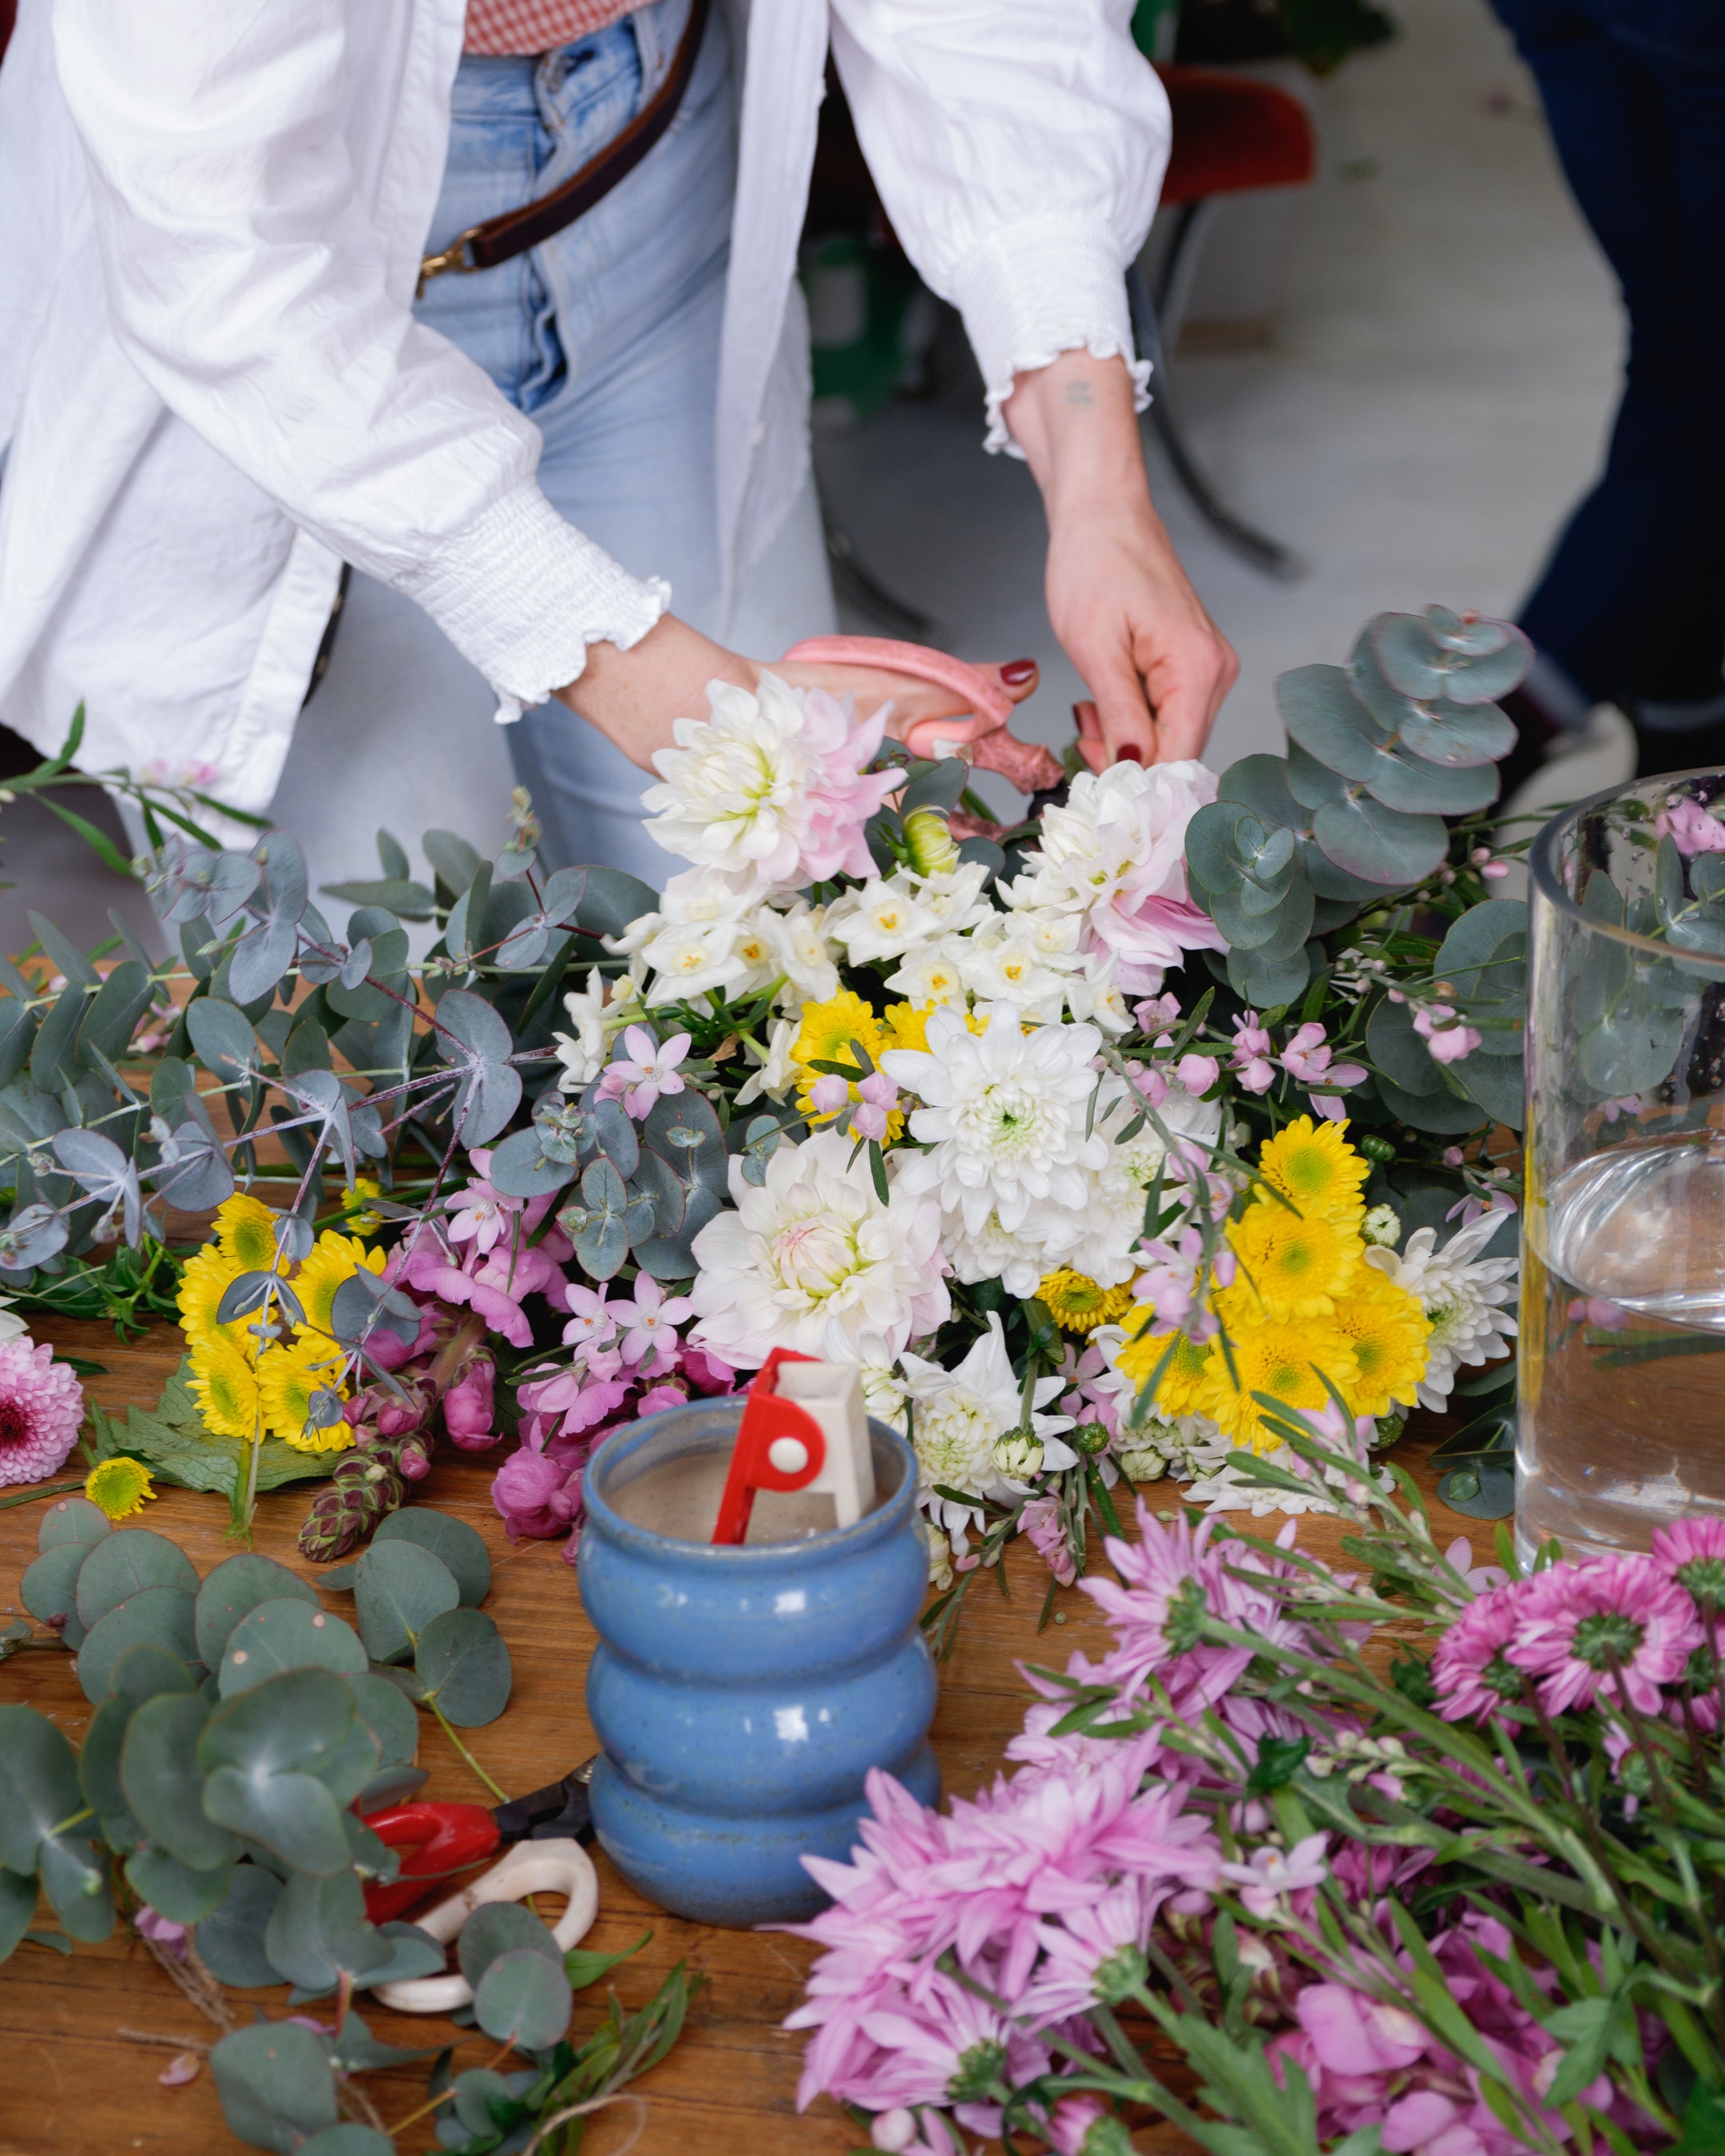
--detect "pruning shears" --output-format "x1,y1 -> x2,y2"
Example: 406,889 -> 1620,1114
358,1757 -> 597,1924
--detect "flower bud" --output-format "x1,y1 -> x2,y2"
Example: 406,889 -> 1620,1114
1115,1446 -> 1167,1484
1071,1419 -> 1111,1456
902,807 -> 960,877
992,1430 -> 1045,1479
1360,1203 -> 1401,1246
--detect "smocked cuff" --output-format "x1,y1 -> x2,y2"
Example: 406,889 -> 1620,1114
946,215 -> 1152,458
395,481 -> 670,722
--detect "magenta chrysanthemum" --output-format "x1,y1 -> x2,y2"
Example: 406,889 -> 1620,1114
1505,1555 -> 1701,1716
0,1338 -> 85,1488
1650,1516 -> 1725,1608
1432,1583 -> 1527,1723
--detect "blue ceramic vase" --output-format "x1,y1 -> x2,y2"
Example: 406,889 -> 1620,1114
577,1398 -> 939,1927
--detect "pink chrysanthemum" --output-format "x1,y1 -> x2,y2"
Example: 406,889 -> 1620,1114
1650,1516 -> 1725,1608
1432,1583 -> 1527,1723
0,1338 -> 85,1488
1505,1555 -> 1701,1716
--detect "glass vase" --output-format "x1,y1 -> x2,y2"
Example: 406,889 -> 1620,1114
1520,769 -> 1725,1565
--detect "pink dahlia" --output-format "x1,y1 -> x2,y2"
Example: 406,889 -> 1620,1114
0,1338 -> 85,1487
1505,1554 -> 1701,1715
1432,1583 -> 1527,1723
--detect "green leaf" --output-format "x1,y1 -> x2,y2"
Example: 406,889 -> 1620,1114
458,1901 -> 561,1988
220,1597 -> 368,1697
121,1692 -> 236,1870
125,1845 -> 236,1925
76,1586 -> 199,1705
345,1671 -> 421,1770
74,1528 -> 198,1631
195,1863 -> 284,1988
21,1542 -> 93,1647
200,1668 -> 374,1875
1541,1995 -> 1613,2109
474,1945 -> 573,2051
1452,1050 -> 1525,1132
211,2021 -> 340,2156
374,1509 -> 491,1607
38,1832 -> 114,1943
564,1931 -> 652,1992
263,1869 -> 399,1992
353,1540 -> 461,1663
1312,791 -> 1448,887
0,1706 -> 79,1872
0,1868 -> 37,1964
91,1361 -> 335,1499
194,1552 -> 321,1668
37,1495 -> 110,1551
414,1607 -> 512,1728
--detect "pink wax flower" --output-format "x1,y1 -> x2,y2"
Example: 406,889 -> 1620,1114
442,1349 -> 499,1452
852,1069 -> 899,1143
561,1285 -> 619,1353
1656,793 -> 1725,857
0,1338 -> 85,1488
1228,1010 -> 1276,1095
1176,1052 -> 1219,1096
1505,1553 -> 1702,1715
134,1906 -> 189,1959
1132,993 -> 1181,1033
597,1025 -> 691,1118
1413,1003 -> 1482,1064
1567,1295 -> 1628,1331
1019,1496 -> 1077,1587
1218,1832 -> 1329,1916
611,1276 -> 695,1368
445,1178 -> 519,1254
1280,1020 -> 1367,1095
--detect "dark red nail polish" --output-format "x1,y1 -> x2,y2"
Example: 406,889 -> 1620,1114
1117,743 -> 1144,763
1001,659 -> 1037,686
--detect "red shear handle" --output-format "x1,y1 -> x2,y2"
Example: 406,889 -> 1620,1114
712,1349 -> 825,1546
780,636 -> 1064,797
359,1801 -> 501,1924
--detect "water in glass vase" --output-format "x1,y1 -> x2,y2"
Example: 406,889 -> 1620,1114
1518,1130 -> 1725,1565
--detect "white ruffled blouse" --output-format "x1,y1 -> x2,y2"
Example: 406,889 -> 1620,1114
0,0 -> 1167,813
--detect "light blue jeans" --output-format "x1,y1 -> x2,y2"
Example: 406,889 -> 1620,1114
416,0 -> 829,882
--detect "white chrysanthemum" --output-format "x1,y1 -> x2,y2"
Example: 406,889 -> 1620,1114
1363,1210 -> 1518,1409
886,936 -> 970,1009
1039,1077 -> 1224,1286
899,1314 -> 1075,1540
881,1004 -> 1108,1242
942,1206 -> 1055,1298
688,1129 -> 950,1365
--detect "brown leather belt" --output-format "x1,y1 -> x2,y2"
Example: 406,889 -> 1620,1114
417,0 -> 712,298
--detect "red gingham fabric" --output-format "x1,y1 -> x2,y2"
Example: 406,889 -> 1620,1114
464,0 -> 638,55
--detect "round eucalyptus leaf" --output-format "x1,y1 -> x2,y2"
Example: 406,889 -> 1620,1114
38,1832 -> 114,1942
1452,1048 -> 1525,1132
195,1552 -> 321,1669
1297,836 -> 1386,905
375,1508 -> 491,1607
1225,941 -> 1311,1012
1396,698 -> 1516,767
414,1607 -> 512,1728
264,1869 -> 397,1992
299,2129 -> 397,2156
1373,1071 -> 1489,1136
220,1598 -> 368,1697
22,1543 -> 92,1645
74,1530 -> 198,1631
211,2020 -> 340,2156
367,1919 -> 448,1987
199,1668 -> 367,1875
457,1900 -> 561,1988
344,1671 -> 421,1770
355,1764 -> 428,1813
125,1845 -> 236,1924
354,1540 -> 460,1663
474,1944 -> 573,2052
0,1867 -> 36,1964
450,2066 -> 533,2136
76,1586 -> 200,1706
79,1696 -> 137,1825
37,1495 -> 111,1552
1312,794 -> 1447,889
1370,608 -> 1529,705
0,1703 -> 80,1873
1438,1460 -> 1517,1519
1366,997 -> 1447,1098
1363,751 -> 1498,818
107,1640 -> 200,1710
121,1692 -> 235,1870
195,1861 -> 284,1988
1217,752 -> 1306,831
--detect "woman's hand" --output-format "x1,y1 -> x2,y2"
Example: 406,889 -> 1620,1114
1003,348 -> 1236,770
556,616 -> 1040,772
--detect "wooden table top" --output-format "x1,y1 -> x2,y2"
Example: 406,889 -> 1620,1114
0,1319 -> 1478,2156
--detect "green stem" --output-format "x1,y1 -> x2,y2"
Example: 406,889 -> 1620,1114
0,1480 -> 85,1512
428,1696 -> 510,1805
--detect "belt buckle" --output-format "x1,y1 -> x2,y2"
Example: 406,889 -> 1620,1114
416,223 -> 485,299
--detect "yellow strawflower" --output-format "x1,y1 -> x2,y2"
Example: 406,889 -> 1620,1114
1227,1200 -> 1360,1320
257,1338 -> 354,1453
293,1231 -> 387,1343
187,1331 -> 264,1441
1254,1117 -> 1370,1227
214,1191 -> 292,1274
1331,1267 -> 1432,1418
1112,1312 -> 1212,1416
85,1456 -> 157,1520
1199,1307 -> 1361,1453
1038,1270 -> 1134,1334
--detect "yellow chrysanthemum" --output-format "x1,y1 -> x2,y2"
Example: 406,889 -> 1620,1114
176,1242 -> 249,1357
790,990 -> 914,1140
1227,1200 -> 1361,1321
292,1231 -> 387,1343
214,1191 -> 292,1274
85,1456 -> 157,1521
341,1176 -> 385,1235
256,1338 -> 353,1453
1113,1310 -> 1213,1415
879,1002 -> 932,1056
187,1331 -> 264,1441
1254,1116 -> 1370,1227
1199,1314 -> 1361,1453
1038,1270 -> 1135,1334
1331,1267 -> 1432,1418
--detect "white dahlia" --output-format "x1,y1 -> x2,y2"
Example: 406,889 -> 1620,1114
1363,1209 -> 1518,1410
688,1129 -> 949,1366
880,1004 -> 1108,1244
899,1314 -> 1076,1540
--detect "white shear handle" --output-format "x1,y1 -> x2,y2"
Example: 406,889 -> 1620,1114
372,1837 -> 599,2014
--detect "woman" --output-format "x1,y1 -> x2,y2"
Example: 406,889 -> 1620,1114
0,0 -> 1235,880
